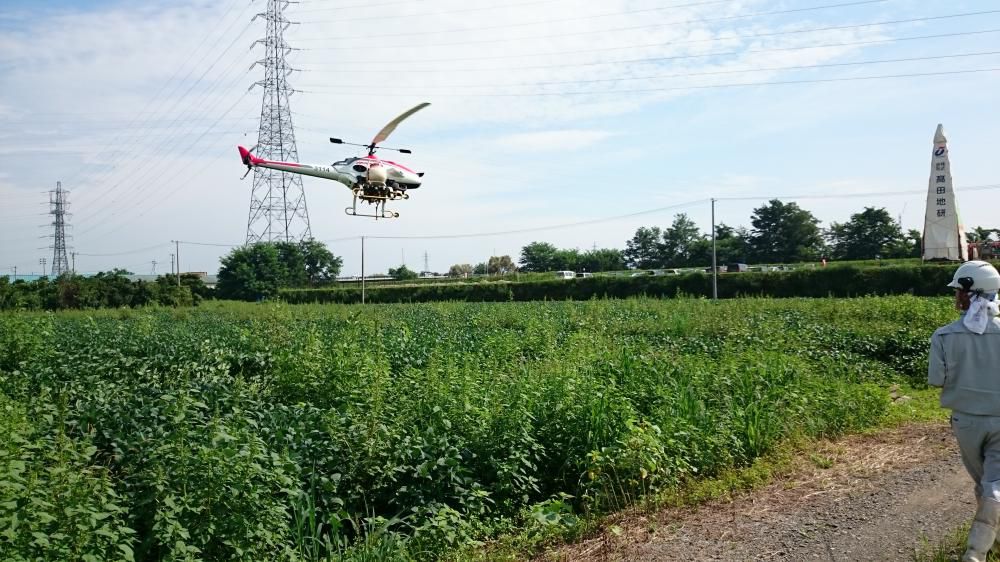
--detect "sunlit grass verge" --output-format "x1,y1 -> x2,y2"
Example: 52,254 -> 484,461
456,386 -> 946,561
911,523 -> 1000,562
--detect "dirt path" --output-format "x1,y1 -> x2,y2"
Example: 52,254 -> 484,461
549,423 -> 974,562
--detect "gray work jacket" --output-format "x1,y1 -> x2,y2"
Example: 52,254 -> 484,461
928,315 -> 1000,416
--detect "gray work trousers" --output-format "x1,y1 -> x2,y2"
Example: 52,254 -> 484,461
952,411 -> 1000,500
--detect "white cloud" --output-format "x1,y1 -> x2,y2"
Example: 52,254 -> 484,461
2,0 -> 999,274
487,129 -> 617,152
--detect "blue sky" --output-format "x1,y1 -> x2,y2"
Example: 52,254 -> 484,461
1,0 -> 999,276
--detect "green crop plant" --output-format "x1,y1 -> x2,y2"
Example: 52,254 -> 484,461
0,296 -> 954,560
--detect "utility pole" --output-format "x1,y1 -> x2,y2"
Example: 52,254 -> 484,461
170,253 -> 175,276
151,260 -> 157,275
711,198 -> 718,301
245,0 -> 311,243
39,258 -> 47,276
47,181 -> 71,276
70,252 -> 76,274
11,266 -> 16,281
423,251 -> 429,274
361,236 -> 366,304
173,240 -> 181,287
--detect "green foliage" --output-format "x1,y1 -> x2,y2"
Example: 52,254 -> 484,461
447,264 -> 473,277
827,207 -> 909,260
388,264 -> 419,280
0,393 -> 135,561
519,242 -> 560,272
0,296 -> 956,559
520,243 -> 623,273
660,213 -> 702,266
486,256 -> 517,275
749,199 -> 824,263
576,248 -> 625,273
624,226 -> 664,269
281,264 -> 958,305
0,271 -> 198,311
217,240 -> 343,301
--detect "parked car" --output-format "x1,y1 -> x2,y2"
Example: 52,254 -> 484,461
576,272 -> 593,278
555,270 -> 576,279
726,263 -> 749,273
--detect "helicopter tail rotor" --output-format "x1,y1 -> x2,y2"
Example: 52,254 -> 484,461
238,145 -> 253,167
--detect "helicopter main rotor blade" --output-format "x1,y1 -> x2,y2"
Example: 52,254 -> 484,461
331,138 -> 372,149
371,102 -> 430,146
378,146 -> 412,154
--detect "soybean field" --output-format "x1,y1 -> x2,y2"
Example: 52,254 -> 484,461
0,297 -> 950,561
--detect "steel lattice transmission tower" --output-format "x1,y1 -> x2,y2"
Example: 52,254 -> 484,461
47,181 -> 71,276
245,0 -> 311,244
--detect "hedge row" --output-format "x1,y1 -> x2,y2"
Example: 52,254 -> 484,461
280,264 -> 957,304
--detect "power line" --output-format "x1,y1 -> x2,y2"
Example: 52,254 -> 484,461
61,10 -> 258,209
301,0 -> 888,41
717,183 -> 1000,201
75,242 -> 173,257
296,28 -> 1000,73
70,64 -> 257,231
73,100 -> 249,239
295,0 -> 446,11
69,25 -> 258,221
53,0 -> 253,191
297,0 -> 727,22
297,0 -> 567,19
300,50 -> 1000,91
359,183 -> 1000,240
37,182 -> 1000,257
300,10 -> 1000,65
301,67 -> 1000,98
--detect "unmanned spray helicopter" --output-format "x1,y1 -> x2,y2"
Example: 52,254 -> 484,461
238,102 -> 430,219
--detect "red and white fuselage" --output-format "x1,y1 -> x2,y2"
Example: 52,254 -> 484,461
237,146 -> 422,191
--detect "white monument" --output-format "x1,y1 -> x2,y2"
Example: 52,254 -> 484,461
922,124 -> 968,261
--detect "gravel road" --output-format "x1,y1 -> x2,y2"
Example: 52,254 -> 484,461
551,423 -> 974,562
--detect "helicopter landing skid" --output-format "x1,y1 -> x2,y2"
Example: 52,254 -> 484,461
346,192 -> 399,219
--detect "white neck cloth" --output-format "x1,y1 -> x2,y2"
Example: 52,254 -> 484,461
964,292 -> 1000,334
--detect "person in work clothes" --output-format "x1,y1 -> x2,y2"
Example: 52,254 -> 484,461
929,260 -> 1000,562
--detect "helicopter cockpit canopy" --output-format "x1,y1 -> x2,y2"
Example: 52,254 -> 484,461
333,157 -> 371,173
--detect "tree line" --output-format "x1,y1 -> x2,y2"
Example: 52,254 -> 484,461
503,200 -> 932,273
0,271 -> 208,310
622,201 -> 924,269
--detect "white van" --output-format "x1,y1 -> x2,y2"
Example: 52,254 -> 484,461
555,270 -> 576,279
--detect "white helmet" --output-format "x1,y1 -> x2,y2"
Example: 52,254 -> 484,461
948,260 -> 1000,292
